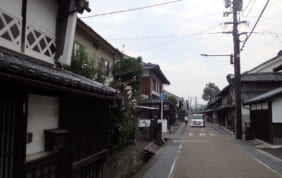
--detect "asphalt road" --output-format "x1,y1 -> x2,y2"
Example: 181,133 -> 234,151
170,123 -> 281,178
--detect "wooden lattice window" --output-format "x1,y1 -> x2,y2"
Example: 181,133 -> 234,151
0,8 -> 21,51
25,24 -> 56,60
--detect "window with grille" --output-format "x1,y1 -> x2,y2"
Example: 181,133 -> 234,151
100,58 -> 110,76
73,41 -> 82,57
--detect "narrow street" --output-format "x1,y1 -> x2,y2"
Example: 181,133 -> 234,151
138,122 -> 282,178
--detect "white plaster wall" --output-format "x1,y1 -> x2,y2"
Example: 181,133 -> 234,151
26,95 -> 59,155
249,56 -> 282,73
26,0 -> 57,35
241,106 -> 250,132
0,0 -> 22,16
158,119 -> 168,133
138,119 -> 167,133
242,106 -> 250,122
74,28 -> 116,85
272,97 -> 282,123
59,12 -> 77,66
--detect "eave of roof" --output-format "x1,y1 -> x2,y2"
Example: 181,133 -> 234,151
240,72 -> 282,82
244,87 -> 282,105
143,63 -> 170,84
138,98 -> 170,104
217,85 -> 230,97
0,47 -> 118,99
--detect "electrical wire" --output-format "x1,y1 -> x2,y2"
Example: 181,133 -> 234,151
244,0 -> 257,18
109,32 -> 225,41
137,23 -> 225,51
243,0 -> 253,12
241,0 -> 270,51
139,32 -> 226,51
80,0 -> 182,18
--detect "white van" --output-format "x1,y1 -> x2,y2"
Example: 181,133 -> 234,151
190,114 -> 205,127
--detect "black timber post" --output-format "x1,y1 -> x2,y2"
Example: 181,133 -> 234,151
233,0 -> 242,139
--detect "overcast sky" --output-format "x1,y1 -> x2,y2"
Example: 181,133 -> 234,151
80,0 -> 282,104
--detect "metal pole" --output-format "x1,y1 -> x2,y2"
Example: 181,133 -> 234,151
233,0 -> 242,139
161,97 -> 163,126
161,97 -> 165,142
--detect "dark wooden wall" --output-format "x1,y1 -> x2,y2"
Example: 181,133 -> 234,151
0,85 -> 27,178
59,97 -> 111,162
250,107 -> 273,143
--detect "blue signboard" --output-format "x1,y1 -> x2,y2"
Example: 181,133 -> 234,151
160,93 -> 165,99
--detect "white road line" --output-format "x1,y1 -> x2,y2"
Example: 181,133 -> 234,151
257,149 -> 282,162
179,144 -> 182,150
234,142 -> 281,177
188,132 -> 194,136
199,133 -> 206,136
173,140 -> 207,143
209,133 -> 215,136
253,157 -> 280,176
168,158 -> 176,178
169,143 -> 182,178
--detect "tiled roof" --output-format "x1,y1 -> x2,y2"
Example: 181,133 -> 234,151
244,87 -> 282,105
138,97 -> 170,104
241,73 -> 282,82
143,62 -> 170,84
0,48 -> 118,99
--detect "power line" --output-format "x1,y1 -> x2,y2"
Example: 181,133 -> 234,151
138,32 -> 225,51
108,32 -> 225,41
243,0 -> 253,12
241,0 -> 270,51
106,30 -> 282,41
245,0 -> 257,18
80,0 -> 182,18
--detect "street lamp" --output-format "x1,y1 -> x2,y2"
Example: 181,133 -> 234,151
200,54 -> 234,64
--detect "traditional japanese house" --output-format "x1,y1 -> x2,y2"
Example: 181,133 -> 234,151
163,90 -> 186,122
206,51 -> 282,137
0,1 -> 119,178
206,85 -> 234,131
138,62 -> 170,134
244,87 -> 282,144
219,73 -> 282,136
138,98 -> 175,133
140,62 -> 170,99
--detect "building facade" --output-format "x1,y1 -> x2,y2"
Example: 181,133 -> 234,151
74,19 -> 123,85
0,1 -> 120,178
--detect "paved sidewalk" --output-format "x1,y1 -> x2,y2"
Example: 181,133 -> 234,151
133,122 -> 186,178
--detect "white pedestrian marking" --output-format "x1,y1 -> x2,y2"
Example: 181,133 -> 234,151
173,140 -> 207,143
209,133 -> 215,136
187,132 -> 216,137
199,133 -> 206,136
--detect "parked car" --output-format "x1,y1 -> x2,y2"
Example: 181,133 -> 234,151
190,114 -> 205,127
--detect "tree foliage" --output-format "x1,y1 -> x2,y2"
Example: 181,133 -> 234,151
111,56 -> 143,91
202,82 -> 220,102
167,95 -> 177,105
66,46 -> 105,83
109,57 -> 143,151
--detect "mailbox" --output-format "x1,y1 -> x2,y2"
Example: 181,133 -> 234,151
44,129 -> 68,151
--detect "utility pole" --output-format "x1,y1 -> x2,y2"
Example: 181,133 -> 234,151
232,0 -> 242,139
